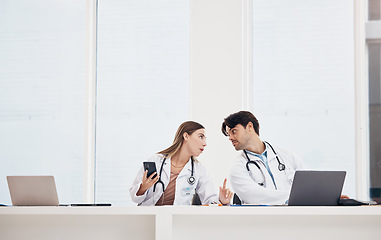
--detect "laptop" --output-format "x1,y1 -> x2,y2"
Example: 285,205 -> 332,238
7,176 -> 59,206
288,170 -> 346,206
7,176 -> 112,207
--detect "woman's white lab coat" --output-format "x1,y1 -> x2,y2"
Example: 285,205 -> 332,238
130,154 -> 219,206
230,143 -> 304,205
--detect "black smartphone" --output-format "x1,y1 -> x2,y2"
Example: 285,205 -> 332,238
70,203 -> 112,207
143,162 -> 157,179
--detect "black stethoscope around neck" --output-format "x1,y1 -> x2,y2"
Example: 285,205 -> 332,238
243,141 -> 286,186
153,157 -> 195,193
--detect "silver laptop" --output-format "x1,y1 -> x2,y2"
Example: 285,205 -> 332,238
288,170 -> 346,206
7,176 -> 59,206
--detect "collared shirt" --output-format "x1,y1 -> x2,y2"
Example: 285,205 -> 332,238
246,144 -> 277,189
155,171 -> 179,206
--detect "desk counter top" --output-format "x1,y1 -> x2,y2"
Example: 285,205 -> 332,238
1,205 -> 380,215
1,205 -> 380,240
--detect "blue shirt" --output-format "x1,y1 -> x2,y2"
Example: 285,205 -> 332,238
246,144 -> 277,189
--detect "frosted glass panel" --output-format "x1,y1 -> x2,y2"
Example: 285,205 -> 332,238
0,0 -> 86,204
95,0 -> 190,206
369,43 -> 381,202
252,1 -> 356,197
369,0 -> 381,20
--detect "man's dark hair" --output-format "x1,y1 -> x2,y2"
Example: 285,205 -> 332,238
221,111 -> 260,136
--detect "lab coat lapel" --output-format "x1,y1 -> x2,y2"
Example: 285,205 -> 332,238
242,150 -> 261,162
264,142 -> 277,163
264,143 -> 284,189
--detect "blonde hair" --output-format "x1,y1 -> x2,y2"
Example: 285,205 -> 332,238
158,121 -> 204,161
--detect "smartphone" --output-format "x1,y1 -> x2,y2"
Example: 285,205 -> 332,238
70,203 -> 112,207
143,162 -> 157,179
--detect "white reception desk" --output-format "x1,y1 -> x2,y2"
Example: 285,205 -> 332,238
0,206 -> 380,240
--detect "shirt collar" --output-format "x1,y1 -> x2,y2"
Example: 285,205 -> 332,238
245,144 -> 268,159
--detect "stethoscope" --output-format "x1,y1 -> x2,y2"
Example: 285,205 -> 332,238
243,141 -> 285,186
153,157 -> 195,193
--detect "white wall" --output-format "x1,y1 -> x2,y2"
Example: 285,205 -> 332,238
190,0 -> 248,188
189,0 -> 363,200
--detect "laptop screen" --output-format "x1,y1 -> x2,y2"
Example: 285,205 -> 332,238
7,176 -> 59,206
288,171 -> 346,206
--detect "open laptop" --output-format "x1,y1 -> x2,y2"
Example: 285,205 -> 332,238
288,170 -> 346,206
7,176 -> 59,206
7,176 -> 112,206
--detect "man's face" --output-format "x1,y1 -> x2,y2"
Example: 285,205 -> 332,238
225,124 -> 250,151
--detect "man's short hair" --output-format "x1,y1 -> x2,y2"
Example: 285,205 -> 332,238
221,111 -> 260,136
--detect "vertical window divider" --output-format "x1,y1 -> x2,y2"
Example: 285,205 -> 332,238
84,0 -> 98,203
354,0 -> 370,200
242,0 -> 253,111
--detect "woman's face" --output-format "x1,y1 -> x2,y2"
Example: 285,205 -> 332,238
184,128 -> 207,157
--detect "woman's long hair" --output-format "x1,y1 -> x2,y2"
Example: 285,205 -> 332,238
158,121 -> 204,161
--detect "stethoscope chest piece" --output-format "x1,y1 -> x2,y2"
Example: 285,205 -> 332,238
278,162 -> 286,171
187,159 -> 196,185
187,176 -> 195,185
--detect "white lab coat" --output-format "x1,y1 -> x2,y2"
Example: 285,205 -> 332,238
230,143 -> 304,205
130,154 -> 219,206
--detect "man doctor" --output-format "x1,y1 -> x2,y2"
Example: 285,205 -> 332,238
221,111 -> 303,205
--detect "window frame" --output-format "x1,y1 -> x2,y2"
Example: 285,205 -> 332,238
81,0 -> 374,202
365,0 -> 381,200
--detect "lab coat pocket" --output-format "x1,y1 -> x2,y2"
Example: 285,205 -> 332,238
181,186 -> 196,196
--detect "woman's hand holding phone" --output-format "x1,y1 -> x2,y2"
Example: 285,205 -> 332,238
136,170 -> 160,196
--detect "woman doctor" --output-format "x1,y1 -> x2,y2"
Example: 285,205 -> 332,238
130,121 -> 233,206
